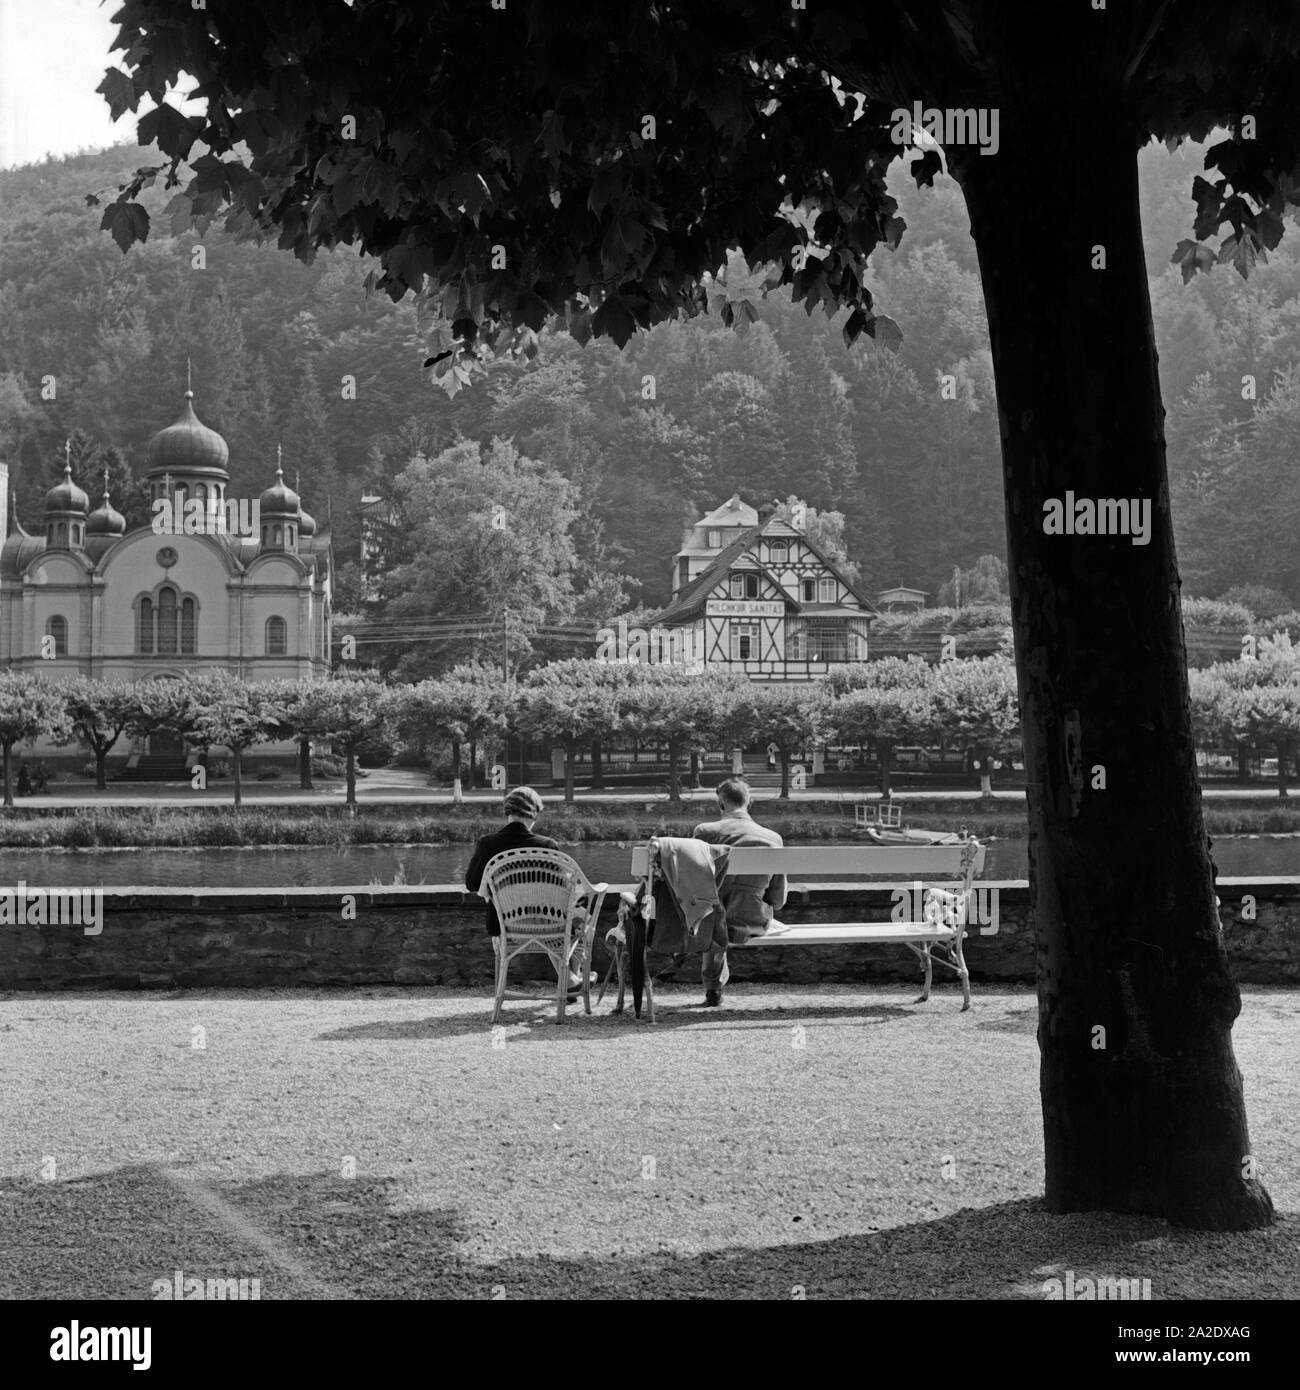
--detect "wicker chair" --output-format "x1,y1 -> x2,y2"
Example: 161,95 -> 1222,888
482,848 -> 610,1024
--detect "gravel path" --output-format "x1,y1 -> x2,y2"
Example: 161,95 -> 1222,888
2,984 -> 1296,1299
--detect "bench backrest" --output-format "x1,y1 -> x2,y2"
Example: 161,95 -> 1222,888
630,841 -> 985,882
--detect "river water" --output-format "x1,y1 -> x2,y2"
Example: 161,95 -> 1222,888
0,837 -> 1295,889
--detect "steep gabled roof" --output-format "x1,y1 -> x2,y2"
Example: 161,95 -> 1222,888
658,526 -> 772,623
658,518 -> 881,625
697,493 -> 758,528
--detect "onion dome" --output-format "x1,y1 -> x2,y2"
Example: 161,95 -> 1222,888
146,390 -> 230,473
297,506 -> 316,538
259,464 -> 300,516
87,487 -> 127,536
1,516 -> 43,580
45,464 -> 89,515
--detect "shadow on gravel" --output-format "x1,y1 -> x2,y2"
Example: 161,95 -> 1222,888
975,1009 -> 1038,1034
5,1168 -> 1295,1300
314,1000 -> 921,1043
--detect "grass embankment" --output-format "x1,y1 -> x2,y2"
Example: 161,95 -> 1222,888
0,802 -> 1298,848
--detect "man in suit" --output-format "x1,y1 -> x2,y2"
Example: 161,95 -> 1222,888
465,786 -> 592,996
692,777 -> 787,1006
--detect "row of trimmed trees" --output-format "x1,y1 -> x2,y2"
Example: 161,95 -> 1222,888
1190,634 -> 1300,798
406,655 -> 1026,803
2,638 -> 1294,809
380,642 -> 1300,802
0,658 -> 1023,809
0,670 -> 391,809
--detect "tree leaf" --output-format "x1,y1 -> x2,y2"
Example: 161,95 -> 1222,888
97,68 -> 137,122
136,101 -> 198,160
865,312 -> 903,352
567,305 -> 593,345
591,296 -> 638,347
1170,238 -> 1215,284
100,200 -> 150,251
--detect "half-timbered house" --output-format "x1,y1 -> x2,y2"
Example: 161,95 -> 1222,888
656,496 -> 878,681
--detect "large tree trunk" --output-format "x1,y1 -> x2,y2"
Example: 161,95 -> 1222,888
666,737 -> 682,803
564,744 -> 576,804
2,745 -> 12,808
591,739 -> 604,790
299,735 -> 312,791
955,79 -> 1271,1229
232,747 -> 243,810
95,747 -> 109,791
877,742 -> 892,799
1277,739 -> 1292,799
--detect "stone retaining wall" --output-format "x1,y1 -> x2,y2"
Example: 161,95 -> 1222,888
2,879 -> 1296,992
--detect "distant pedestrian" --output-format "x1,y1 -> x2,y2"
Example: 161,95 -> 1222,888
766,742 -> 778,772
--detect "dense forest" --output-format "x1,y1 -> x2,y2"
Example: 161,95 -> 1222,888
1,136 -> 1297,623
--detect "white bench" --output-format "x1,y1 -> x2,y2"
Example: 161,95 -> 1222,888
604,838 -> 987,1021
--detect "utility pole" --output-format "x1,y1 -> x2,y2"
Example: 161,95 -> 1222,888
502,606 -> 523,786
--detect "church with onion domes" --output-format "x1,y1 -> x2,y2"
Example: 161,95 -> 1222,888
0,387 -> 332,764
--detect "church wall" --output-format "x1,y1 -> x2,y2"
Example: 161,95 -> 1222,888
97,533 -> 235,659
242,555 -> 313,669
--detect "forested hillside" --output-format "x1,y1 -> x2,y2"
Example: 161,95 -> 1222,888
1,137 -> 1297,616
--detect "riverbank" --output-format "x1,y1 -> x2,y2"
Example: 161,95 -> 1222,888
1,802 -> 1298,848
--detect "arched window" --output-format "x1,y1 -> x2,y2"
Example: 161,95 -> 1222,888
45,615 -> 68,657
157,587 -> 178,655
266,616 -> 287,656
768,539 -> 788,563
136,590 -> 197,654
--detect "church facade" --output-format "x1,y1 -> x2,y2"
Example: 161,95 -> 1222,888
0,390 -> 332,761
654,495 -> 877,681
